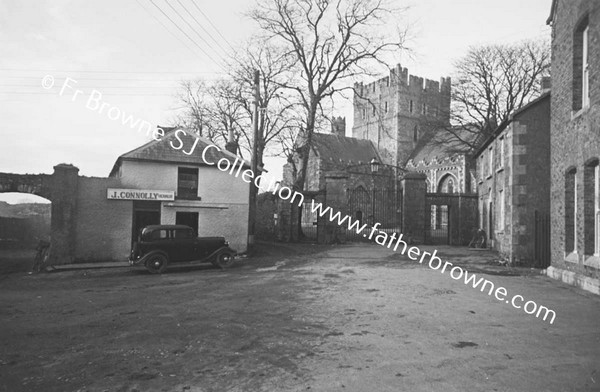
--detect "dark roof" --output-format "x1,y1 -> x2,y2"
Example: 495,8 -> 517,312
407,126 -> 477,165
311,133 -> 381,164
473,92 -> 550,158
109,128 -> 250,176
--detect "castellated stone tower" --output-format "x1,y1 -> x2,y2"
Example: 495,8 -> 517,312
352,64 -> 451,167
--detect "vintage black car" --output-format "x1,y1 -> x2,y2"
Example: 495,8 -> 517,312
129,225 -> 236,273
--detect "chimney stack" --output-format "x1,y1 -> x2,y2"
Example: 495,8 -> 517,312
540,76 -> 551,93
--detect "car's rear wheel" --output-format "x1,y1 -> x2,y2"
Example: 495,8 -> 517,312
215,250 -> 235,269
145,253 -> 168,274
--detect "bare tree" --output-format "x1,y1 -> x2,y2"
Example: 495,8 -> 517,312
250,0 -> 407,192
175,79 -> 247,150
444,39 -> 551,149
228,44 -> 299,168
175,44 -> 298,164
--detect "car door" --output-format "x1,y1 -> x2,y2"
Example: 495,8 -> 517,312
172,228 -> 195,261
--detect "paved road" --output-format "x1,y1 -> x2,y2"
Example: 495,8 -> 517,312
0,243 -> 599,391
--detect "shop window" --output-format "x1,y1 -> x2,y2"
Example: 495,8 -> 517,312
565,168 -> 577,253
583,160 -> 599,255
573,16 -> 589,111
178,167 -> 199,199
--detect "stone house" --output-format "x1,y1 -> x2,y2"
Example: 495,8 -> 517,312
474,92 -> 551,265
546,0 -> 600,294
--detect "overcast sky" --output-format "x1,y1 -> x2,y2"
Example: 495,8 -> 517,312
0,0 -> 551,203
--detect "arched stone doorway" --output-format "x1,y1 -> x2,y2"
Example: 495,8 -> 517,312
0,192 -> 51,273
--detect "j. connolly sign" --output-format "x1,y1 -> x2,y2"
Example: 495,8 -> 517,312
107,188 -> 175,201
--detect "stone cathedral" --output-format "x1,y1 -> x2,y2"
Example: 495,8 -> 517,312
352,64 -> 476,194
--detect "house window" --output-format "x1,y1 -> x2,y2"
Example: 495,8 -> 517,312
498,189 -> 505,230
362,108 -> 366,119
565,168 -> 577,253
413,125 -> 418,142
433,107 -> 439,117
421,103 -> 427,115
479,156 -> 484,182
498,137 -> 505,168
488,147 -> 494,176
573,16 -> 590,111
372,83 -> 376,93
488,199 -> 494,240
584,160 -> 600,255
409,100 -> 413,113
372,106 -> 376,116
178,167 -> 199,199
386,77 -> 390,87
384,101 -> 388,113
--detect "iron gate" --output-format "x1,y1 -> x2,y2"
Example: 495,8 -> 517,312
345,187 -> 402,241
425,193 -> 478,246
299,193 -> 325,242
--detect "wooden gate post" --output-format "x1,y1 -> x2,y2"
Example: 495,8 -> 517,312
401,172 -> 427,244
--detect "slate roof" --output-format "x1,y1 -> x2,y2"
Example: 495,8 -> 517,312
473,92 -> 550,158
310,133 -> 381,164
407,126 -> 477,165
109,128 -> 250,177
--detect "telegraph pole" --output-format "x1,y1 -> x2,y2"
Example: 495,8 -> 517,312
247,69 -> 260,253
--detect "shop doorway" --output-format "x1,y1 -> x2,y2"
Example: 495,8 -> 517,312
176,212 -> 199,236
132,201 -> 161,244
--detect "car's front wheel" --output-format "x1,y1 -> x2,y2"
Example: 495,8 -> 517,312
145,253 -> 168,274
215,250 -> 235,269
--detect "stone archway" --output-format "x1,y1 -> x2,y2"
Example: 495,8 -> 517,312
0,164 -> 79,265
437,173 -> 458,194
0,173 -> 52,200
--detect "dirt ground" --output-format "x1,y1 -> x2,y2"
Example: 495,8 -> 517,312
1,242 -> 599,392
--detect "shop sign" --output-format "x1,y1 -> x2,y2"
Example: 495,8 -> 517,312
107,188 -> 175,201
